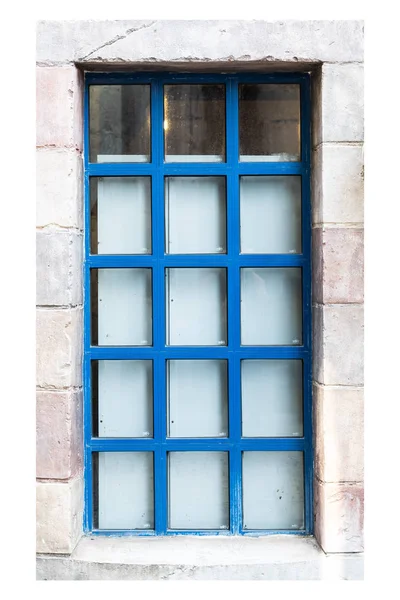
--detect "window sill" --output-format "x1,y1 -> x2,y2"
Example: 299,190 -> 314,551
36,535 -> 363,580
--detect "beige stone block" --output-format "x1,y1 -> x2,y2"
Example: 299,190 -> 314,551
36,390 -> 83,480
36,231 -> 83,306
313,227 -> 364,304
313,305 -> 363,385
36,477 -> 83,554
36,66 -> 83,149
36,148 -> 83,229
312,144 -> 364,225
313,64 -> 364,146
314,478 -> 364,552
36,308 -> 83,388
313,385 -> 364,483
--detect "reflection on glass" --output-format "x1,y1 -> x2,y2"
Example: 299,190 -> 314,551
240,268 -> 302,346
241,360 -> 303,437
91,177 -> 151,255
166,268 -> 227,346
167,360 -> 228,438
240,176 -> 301,254
168,452 -> 229,529
95,452 -> 154,530
91,268 -> 152,346
239,84 -> 300,161
164,85 -> 225,162
165,177 -> 226,254
89,85 -> 150,163
242,451 -> 304,530
92,360 -> 153,438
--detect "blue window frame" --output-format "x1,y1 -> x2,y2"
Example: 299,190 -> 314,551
83,72 -> 312,536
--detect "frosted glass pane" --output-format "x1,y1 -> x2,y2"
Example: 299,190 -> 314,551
241,268 -> 302,345
94,360 -> 153,438
93,268 -> 152,346
242,452 -> 304,530
166,268 -> 227,346
97,452 -> 154,530
239,84 -> 300,161
240,176 -> 301,254
164,84 -> 225,162
241,360 -> 303,437
165,177 -> 226,254
89,85 -> 150,163
168,452 -> 229,529
167,360 -> 228,437
91,177 -> 151,254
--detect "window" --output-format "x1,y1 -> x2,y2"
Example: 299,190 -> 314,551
84,73 -> 312,535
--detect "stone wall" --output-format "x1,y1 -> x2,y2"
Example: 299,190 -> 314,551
36,19 -> 364,557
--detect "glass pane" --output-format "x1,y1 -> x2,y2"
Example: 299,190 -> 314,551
164,84 -> 225,162
241,360 -> 303,437
240,268 -> 302,345
167,360 -> 228,438
89,85 -> 150,163
96,452 -> 154,530
240,176 -> 301,254
91,177 -> 151,255
168,452 -> 229,529
239,84 -> 300,162
91,268 -> 152,346
92,361 -> 153,438
242,451 -> 304,530
166,268 -> 227,346
165,177 -> 226,254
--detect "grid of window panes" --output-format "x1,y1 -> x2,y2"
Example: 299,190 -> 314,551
84,74 -> 312,535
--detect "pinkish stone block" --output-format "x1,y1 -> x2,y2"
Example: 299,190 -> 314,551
36,67 -> 83,149
36,390 -> 82,480
313,227 -> 364,304
314,478 -> 364,553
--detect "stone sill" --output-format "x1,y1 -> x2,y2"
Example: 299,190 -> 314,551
36,535 -> 364,580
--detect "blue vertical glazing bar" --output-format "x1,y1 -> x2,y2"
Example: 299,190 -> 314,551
300,75 -> 313,534
151,78 -> 167,534
226,76 -> 242,534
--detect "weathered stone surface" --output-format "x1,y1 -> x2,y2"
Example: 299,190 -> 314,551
36,308 -> 83,388
36,231 -> 83,306
36,67 -> 83,148
36,535 -> 364,580
314,479 -> 364,553
313,385 -> 364,483
36,477 -> 83,554
36,390 -> 83,479
36,20 -> 363,65
313,227 -> 364,304
312,144 -> 364,225
36,148 -> 83,229
313,63 -> 364,145
313,304 -> 364,385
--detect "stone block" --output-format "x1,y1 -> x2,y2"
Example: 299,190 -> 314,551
313,227 -> 364,304
314,478 -> 364,552
313,304 -> 364,385
313,63 -> 364,146
313,384 -> 364,483
36,231 -> 83,306
36,148 -> 83,229
312,144 -> 364,225
36,66 -> 83,149
36,308 -> 83,389
36,477 -> 83,554
36,390 -> 83,479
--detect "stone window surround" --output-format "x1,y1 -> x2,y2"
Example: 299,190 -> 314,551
36,20 -> 364,579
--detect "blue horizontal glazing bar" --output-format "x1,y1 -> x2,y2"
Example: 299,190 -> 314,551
88,255 -> 155,268
88,254 -> 306,268
87,346 -> 309,360
87,163 -> 154,176
90,438 -> 305,452
87,162 -> 304,177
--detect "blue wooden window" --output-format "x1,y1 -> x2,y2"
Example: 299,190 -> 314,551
83,72 -> 312,536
